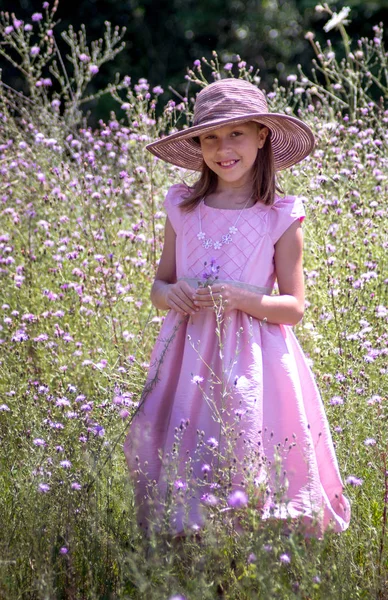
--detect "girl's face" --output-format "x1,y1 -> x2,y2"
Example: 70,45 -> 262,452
199,122 -> 268,189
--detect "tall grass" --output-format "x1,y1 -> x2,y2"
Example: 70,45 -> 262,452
0,3 -> 387,598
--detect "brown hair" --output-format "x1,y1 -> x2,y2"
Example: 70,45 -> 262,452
179,131 -> 278,212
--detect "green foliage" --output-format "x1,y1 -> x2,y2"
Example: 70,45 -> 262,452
0,0 -> 387,125
0,6 -> 387,599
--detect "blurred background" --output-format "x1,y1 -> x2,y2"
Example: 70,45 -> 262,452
1,0 -> 387,122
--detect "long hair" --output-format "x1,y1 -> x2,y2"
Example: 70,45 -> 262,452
179,132 -> 278,212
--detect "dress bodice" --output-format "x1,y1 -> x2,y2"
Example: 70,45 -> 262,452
164,183 -> 305,291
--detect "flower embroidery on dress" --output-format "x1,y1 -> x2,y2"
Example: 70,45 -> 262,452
197,194 -> 253,251
221,233 -> 232,245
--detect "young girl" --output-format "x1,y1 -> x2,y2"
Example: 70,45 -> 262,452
124,78 -> 350,536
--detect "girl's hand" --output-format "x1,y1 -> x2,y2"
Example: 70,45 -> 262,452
193,283 -> 238,312
165,281 -> 198,315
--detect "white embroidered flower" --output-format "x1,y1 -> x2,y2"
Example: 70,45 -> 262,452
213,241 -> 222,250
197,231 -> 205,240
203,238 -> 213,249
229,226 -> 238,234
221,233 -> 232,245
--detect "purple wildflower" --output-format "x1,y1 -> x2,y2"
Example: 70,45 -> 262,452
89,64 -> 99,75
367,395 -> 382,405
56,397 -> 70,407
33,438 -> 46,446
345,475 -> 363,487
12,329 -> 29,342
93,425 -> 105,437
207,437 -> 218,448
174,480 -> 187,491
329,396 -> 344,406
191,375 -> 203,385
227,490 -> 248,508
32,13 -> 43,21
71,482 -> 81,490
280,553 -> 291,564
60,547 -> 68,555
364,438 -> 377,446
30,46 -> 40,56
34,334 -> 48,342
201,493 -> 219,506
38,483 -> 50,493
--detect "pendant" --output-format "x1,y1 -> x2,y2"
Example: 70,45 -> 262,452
202,238 -> 213,249
221,233 -> 232,245
197,214 -> 242,250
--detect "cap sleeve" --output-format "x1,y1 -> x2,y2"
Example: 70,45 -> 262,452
269,195 -> 305,244
163,183 -> 188,234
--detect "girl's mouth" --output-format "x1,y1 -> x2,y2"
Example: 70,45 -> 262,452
217,159 -> 239,168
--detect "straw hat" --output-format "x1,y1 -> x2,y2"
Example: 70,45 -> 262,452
146,78 -> 315,171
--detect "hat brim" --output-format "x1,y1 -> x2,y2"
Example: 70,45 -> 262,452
146,113 -> 315,171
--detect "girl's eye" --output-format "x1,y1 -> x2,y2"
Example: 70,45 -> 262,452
231,131 -> 243,137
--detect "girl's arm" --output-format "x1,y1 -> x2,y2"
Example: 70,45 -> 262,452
151,217 -> 199,315
193,220 -> 305,326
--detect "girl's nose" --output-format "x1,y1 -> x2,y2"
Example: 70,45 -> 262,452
215,136 -> 231,154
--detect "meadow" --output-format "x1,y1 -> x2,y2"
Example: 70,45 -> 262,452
0,3 -> 387,599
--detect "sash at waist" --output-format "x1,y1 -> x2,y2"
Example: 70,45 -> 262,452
179,278 -> 272,295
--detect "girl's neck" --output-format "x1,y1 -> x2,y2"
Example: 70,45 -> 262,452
206,184 -> 255,209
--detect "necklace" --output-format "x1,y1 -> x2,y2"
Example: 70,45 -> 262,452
197,193 -> 254,250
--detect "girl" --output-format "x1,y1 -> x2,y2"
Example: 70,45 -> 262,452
124,78 -> 350,536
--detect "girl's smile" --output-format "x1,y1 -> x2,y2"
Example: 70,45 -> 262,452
217,159 -> 240,169
199,122 -> 268,188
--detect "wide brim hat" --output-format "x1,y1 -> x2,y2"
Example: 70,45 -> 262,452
146,78 -> 315,171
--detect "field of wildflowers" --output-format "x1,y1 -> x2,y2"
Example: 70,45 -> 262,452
0,3 -> 387,599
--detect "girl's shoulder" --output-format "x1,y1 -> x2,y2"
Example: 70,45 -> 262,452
163,183 -> 190,232
268,193 -> 306,244
164,183 -> 190,207
271,192 -> 305,210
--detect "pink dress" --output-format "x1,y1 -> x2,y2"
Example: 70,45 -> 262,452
124,183 -> 350,535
